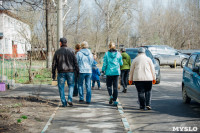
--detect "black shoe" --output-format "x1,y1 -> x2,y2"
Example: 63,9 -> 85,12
79,100 -> 84,103
122,88 -> 127,93
67,102 -> 73,107
109,96 -> 113,104
60,105 -> 67,107
86,102 -> 90,104
146,106 -> 152,110
140,106 -> 145,111
73,94 -> 78,97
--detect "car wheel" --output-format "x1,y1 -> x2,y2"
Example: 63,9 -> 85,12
156,78 -> 160,84
182,86 -> 191,104
181,59 -> 187,68
155,59 -> 160,66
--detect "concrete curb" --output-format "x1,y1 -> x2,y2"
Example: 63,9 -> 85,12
41,105 -> 60,133
117,99 -> 132,133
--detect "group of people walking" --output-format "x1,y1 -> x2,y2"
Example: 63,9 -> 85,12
52,37 -> 156,110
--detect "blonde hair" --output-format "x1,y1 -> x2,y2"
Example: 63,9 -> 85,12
109,42 -> 116,50
81,41 -> 89,49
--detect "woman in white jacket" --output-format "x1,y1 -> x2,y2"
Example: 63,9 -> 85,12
129,47 -> 156,110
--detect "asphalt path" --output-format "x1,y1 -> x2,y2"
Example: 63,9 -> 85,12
118,68 -> 200,133
1,67 -> 200,133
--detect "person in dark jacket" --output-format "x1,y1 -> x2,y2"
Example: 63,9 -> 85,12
92,54 -> 101,90
120,48 -> 131,93
102,42 -> 123,106
73,44 -> 81,97
52,38 -> 79,107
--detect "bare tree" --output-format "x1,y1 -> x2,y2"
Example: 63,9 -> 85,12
94,0 -> 138,46
137,0 -> 200,49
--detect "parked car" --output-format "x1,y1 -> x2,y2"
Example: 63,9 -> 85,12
126,48 -> 161,84
141,45 -> 189,68
182,52 -> 200,104
100,48 -> 161,84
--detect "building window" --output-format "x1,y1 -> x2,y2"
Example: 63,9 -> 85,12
5,38 -> 8,51
8,18 -> 10,27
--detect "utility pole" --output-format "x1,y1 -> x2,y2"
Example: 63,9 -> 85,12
57,0 -> 63,49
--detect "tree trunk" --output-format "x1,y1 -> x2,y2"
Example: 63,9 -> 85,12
29,46 -> 32,83
46,0 -> 52,68
75,0 -> 81,44
106,12 -> 110,46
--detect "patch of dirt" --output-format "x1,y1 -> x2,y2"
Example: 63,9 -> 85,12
0,96 -> 59,133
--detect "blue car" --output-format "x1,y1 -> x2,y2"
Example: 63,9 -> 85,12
126,48 -> 161,84
182,52 -> 200,104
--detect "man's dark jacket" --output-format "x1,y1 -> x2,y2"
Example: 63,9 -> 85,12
52,46 -> 79,79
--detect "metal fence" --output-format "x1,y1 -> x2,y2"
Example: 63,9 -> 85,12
0,55 -> 52,89
0,55 -> 27,89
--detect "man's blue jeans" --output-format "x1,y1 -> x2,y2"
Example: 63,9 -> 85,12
57,72 -> 74,106
78,73 -> 92,103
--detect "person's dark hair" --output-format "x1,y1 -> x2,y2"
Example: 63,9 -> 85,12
60,37 -> 67,46
75,44 -> 81,50
120,48 -> 126,52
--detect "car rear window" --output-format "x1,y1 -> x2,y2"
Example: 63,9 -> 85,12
126,49 -> 155,63
126,50 -> 138,59
195,55 -> 200,67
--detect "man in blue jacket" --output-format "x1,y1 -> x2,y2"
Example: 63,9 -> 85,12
76,41 -> 93,104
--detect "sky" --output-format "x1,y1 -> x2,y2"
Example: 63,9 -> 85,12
143,0 -> 169,9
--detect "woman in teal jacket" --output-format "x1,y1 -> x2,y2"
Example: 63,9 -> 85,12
102,42 -> 123,106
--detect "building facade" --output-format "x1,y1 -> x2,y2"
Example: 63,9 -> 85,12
0,10 -> 31,59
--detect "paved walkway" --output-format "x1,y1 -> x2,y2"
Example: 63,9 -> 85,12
0,84 -> 126,133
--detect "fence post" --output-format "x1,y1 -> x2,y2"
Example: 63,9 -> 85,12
6,60 -> 8,82
0,58 -> 2,82
13,59 -> 15,81
11,59 -> 13,87
2,54 -> 4,81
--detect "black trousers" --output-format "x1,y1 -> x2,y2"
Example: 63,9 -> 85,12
120,69 -> 130,89
106,75 -> 119,101
134,81 -> 152,109
73,76 -> 78,96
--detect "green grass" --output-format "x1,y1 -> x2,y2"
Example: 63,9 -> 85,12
21,115 -> 28,119
13,103 -> 22,108
0,60 -> 51,84
17,119 -> 22,123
